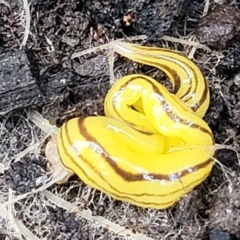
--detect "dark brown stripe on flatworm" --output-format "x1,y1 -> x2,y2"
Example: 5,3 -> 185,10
128,48 -> 194,94
78,118 -> 214,183
143,53 -> 203,103
112,75 -> 213,142
56,119 -> 214,207
131,56 -> 182,93
192,80 -> 209,111
182,74 -> 209,111
142,51 -> 208,112
58,119 -> 175,201
152,83 -> 211,135
133,128 -> 154,135
59,133 -> 213,207
129,47 -> 208,111
74,118 -> 215,203
57,125 -> 77,173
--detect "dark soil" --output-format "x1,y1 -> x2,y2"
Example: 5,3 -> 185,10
1,0 -> 240,240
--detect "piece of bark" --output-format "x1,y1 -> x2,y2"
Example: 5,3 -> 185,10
0,49 -> 73,116
0,50 -> 44,115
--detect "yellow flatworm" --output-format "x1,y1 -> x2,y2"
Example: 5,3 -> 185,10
57,42 -> 215,209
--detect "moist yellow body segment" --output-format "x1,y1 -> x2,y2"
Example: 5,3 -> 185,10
57,42 -> 215,209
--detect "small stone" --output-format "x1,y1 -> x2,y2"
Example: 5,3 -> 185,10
196,4 -> 240,49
